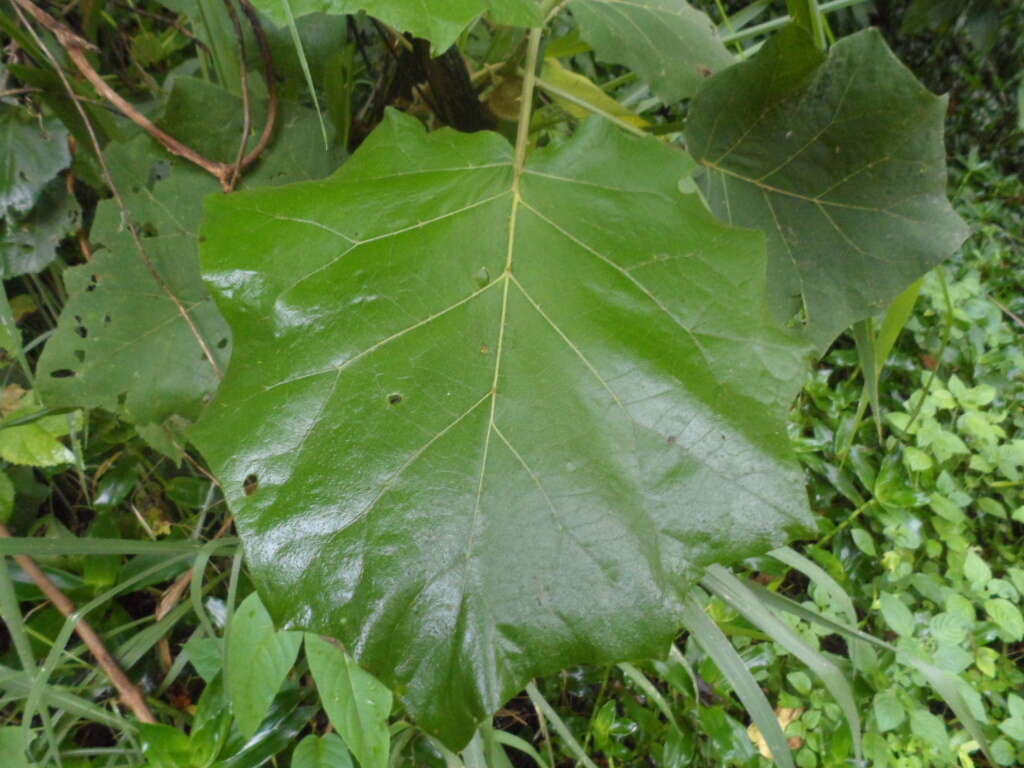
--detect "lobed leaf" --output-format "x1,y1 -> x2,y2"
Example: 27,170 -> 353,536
192,110 -> 814,746
686,27 -> 969,348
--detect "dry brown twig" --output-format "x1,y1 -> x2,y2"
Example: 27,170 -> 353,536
0,522 -> 157,723
156,515 -> 234,668
11,0 -> 278,192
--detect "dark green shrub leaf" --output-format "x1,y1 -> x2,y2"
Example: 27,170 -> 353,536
686,27 -> 969,348
192,111 -> 813,746
571,0 -> 734,102
0,105 -> 69,220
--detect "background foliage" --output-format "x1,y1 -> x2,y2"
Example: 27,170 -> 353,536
0,0 -> 1021,766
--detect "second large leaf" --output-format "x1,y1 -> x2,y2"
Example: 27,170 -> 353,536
192,111 -> 813,747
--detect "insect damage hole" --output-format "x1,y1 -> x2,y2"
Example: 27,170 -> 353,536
387,393 -> 403,406
50,369 -> 76,378
243,474 -> 260,496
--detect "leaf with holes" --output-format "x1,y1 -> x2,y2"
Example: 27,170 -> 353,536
250,0 -> 541,52
36,77 -> 339,450
686,27 -> 968,347
191,110 -> 814,747
571,0 -> 734,103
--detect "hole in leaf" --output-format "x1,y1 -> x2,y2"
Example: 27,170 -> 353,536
243,474 -> 260,496
217,338 -> 228,349
150,160 -> 171,184
117,392 -> 128,407
75,325 -> 87,338
104,314 -> 112,325
51,369 -> 76,378
74,350 -> 85,363
86,275 -> 99,292
141,223 -> 158,238
388,393 -> 403,406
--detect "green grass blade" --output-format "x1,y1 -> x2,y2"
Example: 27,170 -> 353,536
769,547 -> 856,625
852,318 -> 883,440
280,0 -> 329,148
23,553 -> 194,732
874,279 -> 923,370
617,662 -> 681,732
491,731 -> 551,768
525,681 -> 600,768
703,565 -> 862,763
680,592 -> 795,768
0,538 -> 218,557
747,583 -> 993,762
0,664 -> 132,731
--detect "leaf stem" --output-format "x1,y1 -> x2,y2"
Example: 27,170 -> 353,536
514,27 -> 544,176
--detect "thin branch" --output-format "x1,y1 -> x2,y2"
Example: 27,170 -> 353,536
0,523 -> 157,723
12,0 -> 277,192
991,297 -> 1024,331
236,0 -> 278,172
9,0 -> 225,379
222,0 -> 252,190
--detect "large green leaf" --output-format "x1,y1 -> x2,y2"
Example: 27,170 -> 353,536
36,78 -> 339,445
685,27 -> 968,348
570,0 -> 734,102
250,0 -> 541,52
192,110 -> 813,747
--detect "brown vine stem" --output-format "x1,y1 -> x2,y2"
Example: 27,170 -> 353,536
11,0 -> 278,192
0,523 -> 157,724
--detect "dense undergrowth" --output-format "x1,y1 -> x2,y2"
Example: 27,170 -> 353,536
0,0 -> 1021,766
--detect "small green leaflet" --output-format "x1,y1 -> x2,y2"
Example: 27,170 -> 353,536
571,0 -> 734,102
226,592 -> 304,739
306,634 -> 392,768
249,0 -> 541,52
193,110 -> 813,747
686,27 -> 968,348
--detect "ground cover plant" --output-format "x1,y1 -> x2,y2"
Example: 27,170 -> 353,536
0,0 -> 1021,766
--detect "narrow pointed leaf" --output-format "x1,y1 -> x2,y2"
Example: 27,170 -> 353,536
226,592 -> 303,739
686,27 -> 968,348
192,111 -> 813,747
680,593 -> 795,768
703,564 -> 862,762
306,634 -> 392,768
749,583 -> 993,761
571,0 -> 735,103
